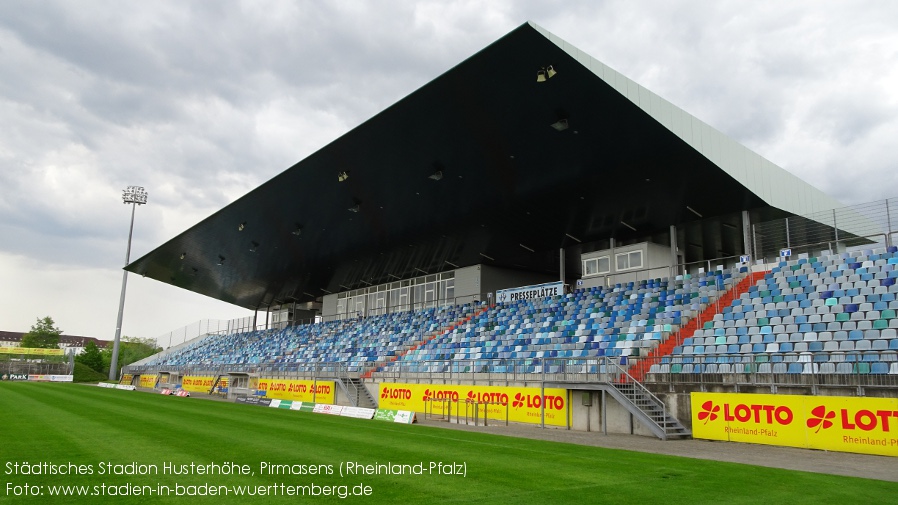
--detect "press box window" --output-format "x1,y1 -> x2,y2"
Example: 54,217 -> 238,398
615,250 -> 643,271
583,256 -> 610,276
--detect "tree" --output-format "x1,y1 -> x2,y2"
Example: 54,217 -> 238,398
20,316 -> 62,349
75,341 -> 104,373
102,336 -> 162,372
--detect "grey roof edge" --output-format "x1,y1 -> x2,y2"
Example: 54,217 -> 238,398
527,21 -> 845,218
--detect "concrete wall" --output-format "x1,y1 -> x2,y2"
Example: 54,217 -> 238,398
319,264 -> 558,318
579,241 -> 674,289
568,389 -> 655,436
454,265 -> 482,299
322,293 -> 338,317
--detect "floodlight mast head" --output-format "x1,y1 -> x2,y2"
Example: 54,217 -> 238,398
122,186 -> 148,205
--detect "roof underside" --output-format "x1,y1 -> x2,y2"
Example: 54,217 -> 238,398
127,22 -> 837,310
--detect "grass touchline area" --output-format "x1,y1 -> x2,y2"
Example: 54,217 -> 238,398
0,382 -> 895,504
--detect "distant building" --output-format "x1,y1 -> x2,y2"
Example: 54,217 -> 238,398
0,331 -> 109,355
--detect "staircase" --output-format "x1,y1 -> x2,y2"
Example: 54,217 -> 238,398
630,270 -> 766,381
548,358 -> 691,440
208,374 -> 224,395
338,378 -> 378,408
607,380 -> 690,440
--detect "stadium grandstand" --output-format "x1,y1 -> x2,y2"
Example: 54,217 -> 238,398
122,22 -> 897,445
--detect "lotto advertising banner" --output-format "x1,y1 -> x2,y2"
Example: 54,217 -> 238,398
180,375 -> 215,393
256,379 -> 336,404
138,374 -> 158,388
378,383 -> 569,427
692,393 -> 898,457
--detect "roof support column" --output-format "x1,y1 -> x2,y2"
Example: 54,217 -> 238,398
742,210 -> 752,259
609,238 -> 615,289
559,248 -> 565,284
669,225 -> 678,279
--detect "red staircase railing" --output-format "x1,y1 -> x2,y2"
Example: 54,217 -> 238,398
630,270 -> 767,381
360,305 -> 491,379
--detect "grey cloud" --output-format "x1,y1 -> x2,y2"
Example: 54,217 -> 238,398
0,0 -> 896,338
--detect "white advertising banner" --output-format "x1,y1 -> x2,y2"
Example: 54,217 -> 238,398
313,404 -> 344,416
340,407 -> 376,419
495,281 -> 564,304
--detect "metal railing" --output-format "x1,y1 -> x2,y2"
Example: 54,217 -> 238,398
154,319 -> 256,350
128,357 -> 637,386
124,361 -> 365,380
752,197 -> 898,262
125,352 -> 897,392
0,360 -> 72,376
644,352 -> 898,392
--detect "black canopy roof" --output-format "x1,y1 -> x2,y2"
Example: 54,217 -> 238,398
127,22 -> 797,310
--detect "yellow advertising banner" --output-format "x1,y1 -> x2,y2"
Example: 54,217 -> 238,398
257,379 -> 336,404
692,392 -> 898,457
378,383 -> 570,427
0,347 -> 64,356
120,374 -> 134,385
180,375 -> 215,392
138,374 -> 158,388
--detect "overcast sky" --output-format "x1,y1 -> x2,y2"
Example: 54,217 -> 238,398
1,1 -> 896,344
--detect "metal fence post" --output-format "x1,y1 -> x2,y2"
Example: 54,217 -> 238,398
833,209 -> 839,249
785,217 -> 791,248
886,198 -> 893,248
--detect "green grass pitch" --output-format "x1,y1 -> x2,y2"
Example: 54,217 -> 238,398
0,382 -> 895,504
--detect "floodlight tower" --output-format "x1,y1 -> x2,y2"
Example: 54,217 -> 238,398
109,186 -> 148,381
